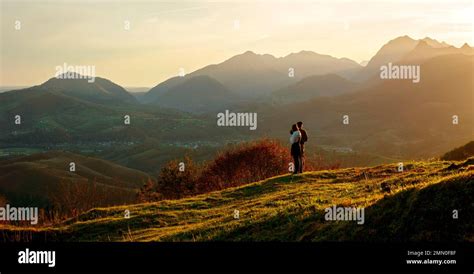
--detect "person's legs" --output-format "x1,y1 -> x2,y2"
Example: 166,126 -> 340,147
299,155 -> 304,173
300,144 -> 304,173
293,154 -> 300,174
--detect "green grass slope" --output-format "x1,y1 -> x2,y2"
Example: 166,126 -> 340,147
1,159 -> 473,242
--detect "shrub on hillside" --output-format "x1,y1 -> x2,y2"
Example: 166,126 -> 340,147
196,139 -> 291,192
139,139 -> 294,201
153,156 -> 201,199
138,156 -> 202,201
137,178 -> 162,202
138,138 -> 340,201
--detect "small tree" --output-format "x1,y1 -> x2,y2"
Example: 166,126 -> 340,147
155,156 -> 201,199
137,178 -> 162,202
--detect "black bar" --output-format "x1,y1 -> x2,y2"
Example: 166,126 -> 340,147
0,242 -> 472,273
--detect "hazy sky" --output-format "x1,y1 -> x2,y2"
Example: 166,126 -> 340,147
1,0 -> 472,87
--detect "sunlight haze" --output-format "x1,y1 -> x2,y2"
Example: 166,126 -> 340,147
1,0 -> 472,86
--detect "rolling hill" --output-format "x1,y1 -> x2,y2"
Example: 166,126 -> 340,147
1,158 -> 472,242
441,141 -> 474,161
41,75 -> 138,105
98,139 -> 222,173
0,75 -> 230,145
0,151 -> 151,208
0,86 -> 116,143
0,75 -> 139,143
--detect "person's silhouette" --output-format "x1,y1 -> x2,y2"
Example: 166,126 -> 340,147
297,121 -> 308,173
290,124 -> 302,174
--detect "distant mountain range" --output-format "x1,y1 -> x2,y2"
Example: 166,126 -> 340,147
2,35 -> 472,114
261,53 -> 474,159
143,36 -> 472,110
143,50 -> 362,107
0,35 -> 472,162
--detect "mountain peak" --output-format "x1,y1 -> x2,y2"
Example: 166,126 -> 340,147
283,50 -> 319,59
414,40 -> 432,49
391,35 -> 416,44
242,50 -> 257,56
421,37 -> 436,42
420,37 -> 451,48
225,50 -> 277,65
297,50 -> 318,55
53,72 -> 94,81
380,35 -> 419,49
41,74 -> 136,104
153,75 -> 234,113
364,35 -> 419,69
231,50 -> 273,60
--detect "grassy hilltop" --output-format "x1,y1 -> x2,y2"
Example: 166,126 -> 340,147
1,159 -> 473,242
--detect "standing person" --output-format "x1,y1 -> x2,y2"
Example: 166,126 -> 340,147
290,124 -> 302,174
297,121 -> 308,173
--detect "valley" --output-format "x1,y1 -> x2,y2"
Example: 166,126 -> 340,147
0,35 -> 472,231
